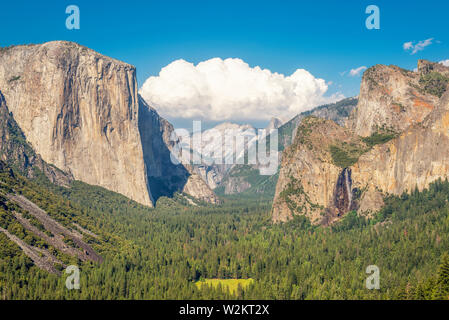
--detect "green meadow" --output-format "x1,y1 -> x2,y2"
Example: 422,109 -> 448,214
195,279 -> 255,295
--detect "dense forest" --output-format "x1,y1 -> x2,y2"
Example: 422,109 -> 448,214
1,164 -> 449,300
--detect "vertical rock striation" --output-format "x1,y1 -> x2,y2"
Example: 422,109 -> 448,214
0,90 -> 72,186
0,41 -> 152,206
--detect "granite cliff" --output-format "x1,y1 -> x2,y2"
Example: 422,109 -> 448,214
352,87 -> 449,216
0,41 -> 152,206
0,41 -> 217,206
272,117 -> 365,224
273,60 -> 449,224
348,61 -> 443,137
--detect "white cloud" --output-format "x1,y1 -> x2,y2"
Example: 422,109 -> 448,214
403,42 -> 413,50
403,38 -> 435,55
349,66 -> 367,77
139,58 -> 343,122
440,60 -> 449,67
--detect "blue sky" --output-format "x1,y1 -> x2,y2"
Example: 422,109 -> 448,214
1,0 -> 448,128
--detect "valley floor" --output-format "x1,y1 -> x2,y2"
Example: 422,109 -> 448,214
1,167 -> 449,300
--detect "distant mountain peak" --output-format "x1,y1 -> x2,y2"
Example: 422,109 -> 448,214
211,122 -> 255,132
266,117 -> 284,131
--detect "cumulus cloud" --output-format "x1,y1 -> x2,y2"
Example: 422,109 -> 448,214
403,38 -> 435,55
139,58 -> 343,122
349,66 -> 367,77
440,60 -> 449,67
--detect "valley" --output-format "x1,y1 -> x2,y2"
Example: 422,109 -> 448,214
1,40 -> 449,300
2,160 -> 449,299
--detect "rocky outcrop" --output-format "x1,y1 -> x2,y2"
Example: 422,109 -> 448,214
348,60 -> 449,214
347,64 -> 439,137
181,172 -> 220,204
0,226 -> 61,274
0,41 -> 152,206
8,193 -> 102,263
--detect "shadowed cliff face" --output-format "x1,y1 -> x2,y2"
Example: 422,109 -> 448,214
138,95 -> 220,204
138,95 -> 189,201
320,167 -> 359,225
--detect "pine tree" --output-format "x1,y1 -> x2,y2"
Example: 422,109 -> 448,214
435,253 -> 449,299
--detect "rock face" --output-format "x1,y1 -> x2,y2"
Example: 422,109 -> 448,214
272,117 -> 360,224
272,60 -> 449,224
0,90 -> 72,186
352,88 -> 449,214
184,98 -> 357,198
0,41 -> 218,206
0,41 -> 152,206
418,59 -> 449,78
181,172 -> 220,204
138,95 -> 219,204
266,117 -> 284,131
347,64 -> 438,137
191,164 -> 226,190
